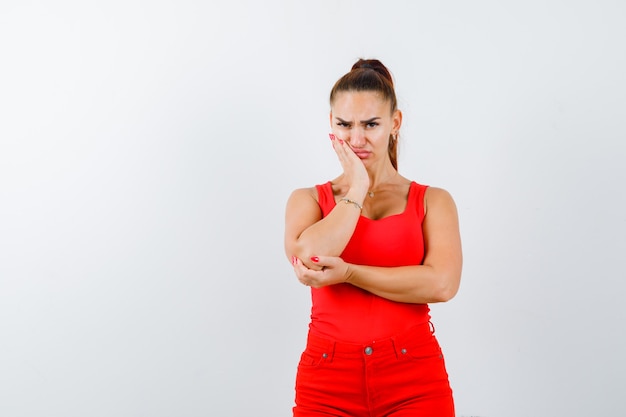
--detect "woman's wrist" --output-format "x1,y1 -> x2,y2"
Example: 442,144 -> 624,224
346,186 -> 368,202
341,188 -> 366,211
344,263 -> 357,283
339,197 -> 363,211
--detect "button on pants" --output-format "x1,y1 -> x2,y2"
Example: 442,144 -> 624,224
293,322 -> 454,417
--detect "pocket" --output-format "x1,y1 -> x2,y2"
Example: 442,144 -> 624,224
399,336 -> 444,362
401,337 -> 452,387
297,348 -> 326,368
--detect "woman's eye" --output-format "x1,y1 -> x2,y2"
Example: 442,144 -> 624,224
336,122 -> 350,127
367,122 -> 379,128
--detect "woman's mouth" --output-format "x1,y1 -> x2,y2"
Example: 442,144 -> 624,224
352,150 -> 371,159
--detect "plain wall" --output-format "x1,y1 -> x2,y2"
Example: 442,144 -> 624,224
1,1 -> 625,416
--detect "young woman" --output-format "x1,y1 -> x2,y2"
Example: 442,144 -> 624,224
284,58 -> 462,416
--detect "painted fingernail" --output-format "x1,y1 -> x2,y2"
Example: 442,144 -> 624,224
292,256 -> 297,265
310,256 -> 319,263
329,133 -> 335,140
338,139 -> 344,145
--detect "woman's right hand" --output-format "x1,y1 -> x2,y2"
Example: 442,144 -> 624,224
330,134 -> 369,196
291,255 -> 352,288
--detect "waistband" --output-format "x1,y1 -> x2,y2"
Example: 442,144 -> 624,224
305,321 -> 436,360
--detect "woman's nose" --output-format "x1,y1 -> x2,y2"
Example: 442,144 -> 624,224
348,130 -> 366,147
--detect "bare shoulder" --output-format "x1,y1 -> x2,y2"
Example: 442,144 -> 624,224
287,186 -> 319,206
424,186 -> 458,216
286,186 -> 322,221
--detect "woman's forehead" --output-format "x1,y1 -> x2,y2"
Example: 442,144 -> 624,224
331,91 -> 392,116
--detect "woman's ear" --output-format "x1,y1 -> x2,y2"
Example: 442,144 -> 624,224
392,109 -> 403,132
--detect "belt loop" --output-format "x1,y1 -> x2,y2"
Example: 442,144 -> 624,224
390,337 -> 401,359
331,340 -> 337,362
324,340 -> 336,363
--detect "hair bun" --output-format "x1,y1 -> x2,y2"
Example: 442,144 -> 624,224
351,59 -> 393,87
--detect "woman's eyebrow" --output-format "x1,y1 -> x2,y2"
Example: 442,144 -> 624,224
334,117 -> 381,124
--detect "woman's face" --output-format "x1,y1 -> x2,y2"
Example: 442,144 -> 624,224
330,91 -> 401,164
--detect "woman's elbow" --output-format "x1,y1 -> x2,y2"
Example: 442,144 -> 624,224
285,239 -> 314,264
431,274 -> 461,303
432,287 -> 458,303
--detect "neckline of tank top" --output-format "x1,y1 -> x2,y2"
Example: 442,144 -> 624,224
334,181 -> 417,222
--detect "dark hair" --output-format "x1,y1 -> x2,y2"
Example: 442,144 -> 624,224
330,59 -> 399,169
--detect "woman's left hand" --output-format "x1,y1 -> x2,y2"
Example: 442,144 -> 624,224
291,255 -> 351,288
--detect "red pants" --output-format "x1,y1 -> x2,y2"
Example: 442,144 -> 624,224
293,322 -> 454,417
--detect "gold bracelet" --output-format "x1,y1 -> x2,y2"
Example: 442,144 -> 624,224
339,197 -> 363,210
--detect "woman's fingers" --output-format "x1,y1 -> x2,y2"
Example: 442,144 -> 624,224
330,134 -> 350,164
330,134 -> 369,187
294,256 -> 350,288
292,256 -> 324,288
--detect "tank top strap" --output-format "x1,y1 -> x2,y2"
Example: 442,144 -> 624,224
407,181 -> 429,222
315,181 -> 335,217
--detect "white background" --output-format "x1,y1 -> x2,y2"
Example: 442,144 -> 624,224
1,1 -> 625,416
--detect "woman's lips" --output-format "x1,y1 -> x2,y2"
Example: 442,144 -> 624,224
353,150 -> 371,159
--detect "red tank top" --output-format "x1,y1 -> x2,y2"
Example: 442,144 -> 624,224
309,181 -> 431,343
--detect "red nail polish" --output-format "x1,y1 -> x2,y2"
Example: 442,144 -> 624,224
329,133 -> 335,140
310,256 -> 319,263
292,256 -> 297,265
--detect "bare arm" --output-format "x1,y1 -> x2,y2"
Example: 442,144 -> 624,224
284,138 -> 369,269
292,187 -> 462,303
284,187 -> 364,268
